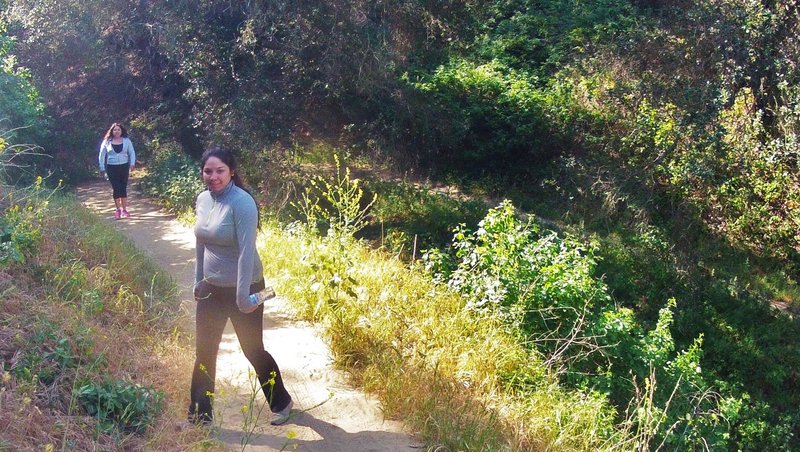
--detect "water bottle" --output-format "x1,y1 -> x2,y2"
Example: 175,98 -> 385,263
248,286 -> 276,307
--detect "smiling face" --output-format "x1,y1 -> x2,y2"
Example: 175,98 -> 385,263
111,125 -> 122,139
202,156 -> 233,192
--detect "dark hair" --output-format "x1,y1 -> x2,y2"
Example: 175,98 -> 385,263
200,147 -> 260,227
103,122 -> 128,141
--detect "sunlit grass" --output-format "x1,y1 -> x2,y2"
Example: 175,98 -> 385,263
258,223 -> 618,450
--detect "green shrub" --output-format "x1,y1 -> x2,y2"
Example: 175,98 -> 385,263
408,59 -> 556,173
11,323 -> 79,385
0,36 -> 44,145
293,156 -> 376,319
77,378 -> 164,433
0,176 -> 53,268
139,144 -> 204,215
424,200 -> 608,337
425,200 -> 725,449
364,179 -> 487,257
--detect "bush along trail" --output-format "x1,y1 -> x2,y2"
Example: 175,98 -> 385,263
77,175 -> 418,451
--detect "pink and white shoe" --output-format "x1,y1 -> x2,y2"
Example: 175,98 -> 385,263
114,209 -> 121,220
121,209 -> 130,218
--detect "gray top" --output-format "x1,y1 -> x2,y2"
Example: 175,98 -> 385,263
194,181 -> 264,311
98,137 -> 136,170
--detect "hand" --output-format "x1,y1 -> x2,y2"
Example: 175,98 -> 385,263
193,281 -> 208,301
239,300 -> 260,314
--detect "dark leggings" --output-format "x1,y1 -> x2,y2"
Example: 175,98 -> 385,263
106,163 -> 130,199
188,280 -> 291,423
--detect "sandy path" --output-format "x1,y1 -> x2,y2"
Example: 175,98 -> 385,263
76,177 -> 419,451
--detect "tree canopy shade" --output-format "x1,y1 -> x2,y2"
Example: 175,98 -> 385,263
4,0 -> 475,161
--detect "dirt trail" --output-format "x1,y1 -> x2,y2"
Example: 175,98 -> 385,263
76,177 -> 419,451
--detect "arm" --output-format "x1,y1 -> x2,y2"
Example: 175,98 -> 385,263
195,237 -> 205,287
98,140 -> 108,172
194,236 -> 206,299
234,194 -> 260,312
126,138 -> 136,170
194,194 -> 206,298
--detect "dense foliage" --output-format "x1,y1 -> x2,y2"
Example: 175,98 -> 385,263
424,201 -> 721,449
4,0 -> 800,449
0,15 -> 40,134
0,12 -> 45,182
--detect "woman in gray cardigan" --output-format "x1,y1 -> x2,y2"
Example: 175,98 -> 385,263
98,122 -> 136,219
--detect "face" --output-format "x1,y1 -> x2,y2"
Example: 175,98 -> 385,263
202,156 -> 233,192
112,126 -> 122,138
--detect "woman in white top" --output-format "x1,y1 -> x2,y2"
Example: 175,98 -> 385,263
98,122 -> 136,219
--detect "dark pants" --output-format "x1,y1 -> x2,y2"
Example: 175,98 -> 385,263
106,163 -> 130,199
188,280 -> 291,423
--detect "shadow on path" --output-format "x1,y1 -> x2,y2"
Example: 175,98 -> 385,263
217,410 -> 418,451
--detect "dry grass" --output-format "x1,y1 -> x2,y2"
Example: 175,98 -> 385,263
0,195 -> 219,451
